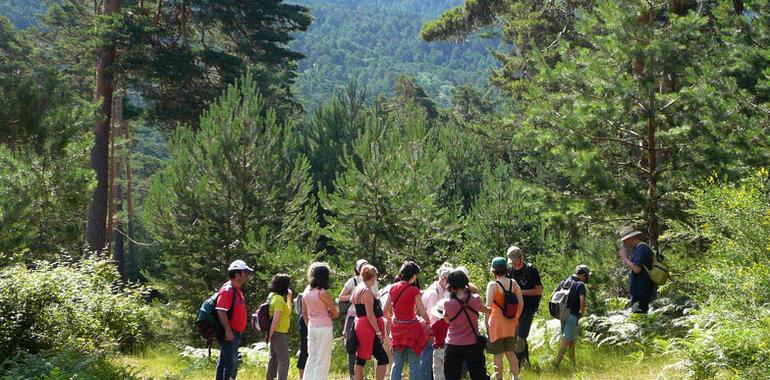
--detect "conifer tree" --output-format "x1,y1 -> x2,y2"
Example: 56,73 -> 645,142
320,106 -> 461,275
425,0 -> 770,245
144,74 -> 318,307
512,0 -> 767,245
463,165 -> 555,264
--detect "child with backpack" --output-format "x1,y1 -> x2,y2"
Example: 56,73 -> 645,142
485,257 -> 524,380
552,265 -> 589,369
429,298 -> 450,380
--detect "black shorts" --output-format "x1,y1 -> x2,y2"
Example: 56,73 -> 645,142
355,337 -> 389,366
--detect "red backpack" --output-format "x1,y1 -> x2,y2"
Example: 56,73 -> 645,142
494,279 -> 519,319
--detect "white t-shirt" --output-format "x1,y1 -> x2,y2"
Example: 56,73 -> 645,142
422,281 -> 444,323
343,276 -> 379,317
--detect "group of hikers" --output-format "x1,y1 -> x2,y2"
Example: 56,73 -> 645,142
210,226 -> 659,380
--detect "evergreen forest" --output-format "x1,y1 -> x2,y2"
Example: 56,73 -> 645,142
1,0 -> 769,379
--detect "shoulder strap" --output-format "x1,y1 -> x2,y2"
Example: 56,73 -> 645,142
635,241 -> 660,270
493,280 -> 514,310
392,283 -> 409,310
356,286 -> 374,304
460,301 -> 481,338
449,293 -> 479,321
495,279 -> 513,292
353,277 -> 358,286
449,298 -> 465,322
227,287 -> 236,318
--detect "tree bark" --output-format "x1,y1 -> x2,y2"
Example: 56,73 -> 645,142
126,116 -> 136,278
112,94 -> 126,279
647,96 -> 659,248
107,94 -> 119,248
733,0 -> 744,14
114,182 -> 125,278
87,0 -> 120,253
635,4 -> 659,247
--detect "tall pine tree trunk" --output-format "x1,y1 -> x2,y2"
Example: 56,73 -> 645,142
112,94 -> 126,279
647,100 -> 659,248
126,115 -> 136,279
635,5 -> 660,247
87,0 -> 120,253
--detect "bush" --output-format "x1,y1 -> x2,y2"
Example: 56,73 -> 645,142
582,297 -> 695,348
672,307 -> 770,379
0,349 -> 139,380
666,171 -> 770,378
0,257 -> 153,360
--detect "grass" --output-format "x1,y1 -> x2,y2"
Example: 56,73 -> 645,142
118,342 -> 685,380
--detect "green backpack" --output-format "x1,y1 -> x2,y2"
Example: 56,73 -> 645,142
195,288 -> 235,356
639,242 -> 670,286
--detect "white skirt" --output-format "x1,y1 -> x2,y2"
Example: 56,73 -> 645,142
304,326 -> 334,380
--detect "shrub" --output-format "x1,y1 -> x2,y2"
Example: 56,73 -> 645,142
582,297 -> 695,348
0,257 -> 152,360
0,349 -> 139,380
672,307 -> 770,379
667,171 -> 770,378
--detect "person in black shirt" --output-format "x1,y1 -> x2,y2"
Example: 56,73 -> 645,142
617,226 -> 655,313
505,246 -> 542,367
553,265 -> 589,369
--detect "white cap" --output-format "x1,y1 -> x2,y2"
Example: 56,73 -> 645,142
228,259 -> 254,272
430,298 -> 448,321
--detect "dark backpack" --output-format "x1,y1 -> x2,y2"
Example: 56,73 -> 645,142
195,287 -> 235,356
548,279 -> 574,321
493,279 -> 519,319
254,294 -> 274,333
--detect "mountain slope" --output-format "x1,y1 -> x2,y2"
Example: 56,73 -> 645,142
290,0 -> 501,108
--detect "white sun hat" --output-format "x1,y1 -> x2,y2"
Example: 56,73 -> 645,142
618,226 -> 643,242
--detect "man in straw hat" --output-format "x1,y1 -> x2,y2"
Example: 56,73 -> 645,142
505,246 -> 542,367
617,226 -> 655,313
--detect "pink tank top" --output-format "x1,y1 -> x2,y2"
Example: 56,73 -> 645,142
305,288 -> 332,327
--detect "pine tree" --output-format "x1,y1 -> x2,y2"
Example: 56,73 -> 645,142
320,106 -> 461,275
425,0 -> 770,245
118,0 -> 312,127
512,0 -> 767,245
301,81 -> 369,193
463,165 -> 556,264
144,74 -> 318,307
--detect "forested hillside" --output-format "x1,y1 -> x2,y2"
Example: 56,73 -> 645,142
291,0 -> 502,107
0,0 -> 44,29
